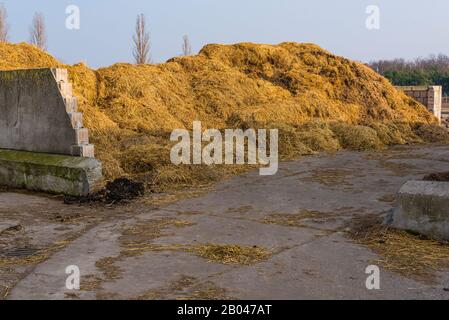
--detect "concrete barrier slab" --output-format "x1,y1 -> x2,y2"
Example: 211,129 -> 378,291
0,149 -> 103,196
392,180 -> 449,241
0,68 -> 94,158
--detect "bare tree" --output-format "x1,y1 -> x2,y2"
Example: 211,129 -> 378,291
133,14 -> 151,64
182,35 -> 192,56
29,12 -> 47,50
0,3 -> 8,42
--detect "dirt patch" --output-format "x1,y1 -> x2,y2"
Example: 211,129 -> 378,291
346,214 -> 449,282
424,172 -> 449,182
105,178 -> 145,203
64,178 -> 145,205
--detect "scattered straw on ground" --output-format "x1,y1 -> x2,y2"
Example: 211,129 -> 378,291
179,281 -> 233,300
189,244 -> 271,265
80,275 -> 104,292
120,219 -> 196,245
121,234 -> 273,266
0,239 -> 73,267
95,257 -> 123,281
136,275 -> 196,300
118,219 -> 196,259
346,214 -> 449,282
136,276 -> 233,300
121,242 -> 272,266
0,284 -> 10,300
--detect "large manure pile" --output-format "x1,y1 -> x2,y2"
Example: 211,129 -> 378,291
1,42 -> 447,191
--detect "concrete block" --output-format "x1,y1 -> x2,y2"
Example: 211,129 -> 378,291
71,144 -> 95,158
75,128 -> 89,145
68,112 -> 83,129
58,82 -> 73,97
64,97 -> 78,113
51,68 -> 68,83
0,149 -> 103,196
391,180 -> 449,241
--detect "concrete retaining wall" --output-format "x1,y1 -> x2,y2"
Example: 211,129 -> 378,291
392,180 -> 449,241
396,85 -> 442,122
0,68 -> 94,157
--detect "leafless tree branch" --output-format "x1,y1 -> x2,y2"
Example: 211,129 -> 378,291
29,12 -> 47,51
0,3 -> 8,42
133,14 -> 151,64
182,35 -> 192,56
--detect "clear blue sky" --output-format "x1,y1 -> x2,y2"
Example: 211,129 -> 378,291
3,0 -> 449,68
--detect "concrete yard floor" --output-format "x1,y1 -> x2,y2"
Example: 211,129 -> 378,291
1,145 -> 449,300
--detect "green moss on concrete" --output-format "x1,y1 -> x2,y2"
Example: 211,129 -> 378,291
0,69 -> 54,92
0,149 -> 85,167
0,149 -> 103,196
0,69 -> 51,81
0,149 -> 89,182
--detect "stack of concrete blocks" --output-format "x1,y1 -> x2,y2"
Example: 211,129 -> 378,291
52,68 -> 95,158
442,97 -> 449,119
396,85 -> 442,122
0,68 -> 102,196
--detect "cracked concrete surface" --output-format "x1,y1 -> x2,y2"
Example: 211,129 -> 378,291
1,145 -> 449,300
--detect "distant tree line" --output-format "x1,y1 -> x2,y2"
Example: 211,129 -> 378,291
369,54 -> 449,95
